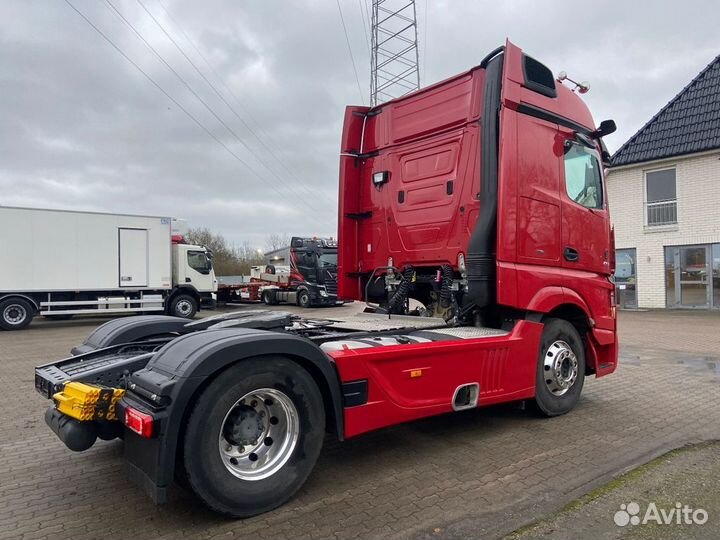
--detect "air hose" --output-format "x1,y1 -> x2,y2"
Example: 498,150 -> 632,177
440,264 -> 453,308
387,266 -> 414,314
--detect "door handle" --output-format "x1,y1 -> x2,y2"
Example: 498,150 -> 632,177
563,247 -> 579,262
185,277 -> 192,283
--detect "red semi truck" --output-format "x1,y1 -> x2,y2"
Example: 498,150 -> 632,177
35,41 -> 618,518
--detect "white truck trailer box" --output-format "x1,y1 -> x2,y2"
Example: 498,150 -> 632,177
0,207 -> 173,292
0,207 -> 217,330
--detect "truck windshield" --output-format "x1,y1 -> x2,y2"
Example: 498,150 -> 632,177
318,253 -> 338,267
188,250 -> 212,274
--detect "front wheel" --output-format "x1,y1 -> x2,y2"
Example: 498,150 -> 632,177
531,318 -> 585,417
297,290 -> 311,308
182,357 -> 325,517
168,294 -> 197,319
0,298 -> 34,330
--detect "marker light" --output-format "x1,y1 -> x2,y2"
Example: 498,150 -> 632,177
124,407 -> 154,438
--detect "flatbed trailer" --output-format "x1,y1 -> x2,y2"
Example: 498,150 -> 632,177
216,274 -> 300,305
216,281 -> 262,304
34,41 -> 618,518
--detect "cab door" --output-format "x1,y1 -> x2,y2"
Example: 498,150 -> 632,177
558,129 -> 610,275
185,248 -> 216,292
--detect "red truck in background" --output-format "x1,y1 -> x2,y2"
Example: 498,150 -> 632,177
34,40 -> 618,518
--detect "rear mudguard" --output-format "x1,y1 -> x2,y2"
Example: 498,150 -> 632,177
71,315 -> 190,355
121,328 -> 344,502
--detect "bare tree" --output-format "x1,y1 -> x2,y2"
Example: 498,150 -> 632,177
186,228 -> 264,276
266,233 -> 290,252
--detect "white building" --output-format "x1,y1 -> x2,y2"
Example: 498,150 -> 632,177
607,54 -> 720,309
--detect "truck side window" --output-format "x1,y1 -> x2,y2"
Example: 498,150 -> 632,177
563,143 -> 603,209
187,251 -> 211,274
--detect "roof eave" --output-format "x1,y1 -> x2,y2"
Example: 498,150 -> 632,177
608,148 -> 720,172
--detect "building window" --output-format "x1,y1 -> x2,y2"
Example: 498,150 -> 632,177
645,168 -> 677,226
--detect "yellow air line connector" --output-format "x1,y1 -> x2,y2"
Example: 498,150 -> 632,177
53,381 -> 126,422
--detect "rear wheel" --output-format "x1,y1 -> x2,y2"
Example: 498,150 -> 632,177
262,291 -> 272,305
297,290 -> 311,308
183,358 -> 325,517
169,294 -> 197,319
0,298 -> 34,330
531,318 -> 585,417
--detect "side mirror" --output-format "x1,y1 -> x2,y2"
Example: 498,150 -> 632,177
591,119 -> 617,139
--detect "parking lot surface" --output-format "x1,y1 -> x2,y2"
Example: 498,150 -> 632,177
1,307 -> 718,540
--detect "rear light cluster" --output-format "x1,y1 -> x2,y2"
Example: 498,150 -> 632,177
124,407 -> 154,438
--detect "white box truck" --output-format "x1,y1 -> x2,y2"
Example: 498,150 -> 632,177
0,207 -> 217,330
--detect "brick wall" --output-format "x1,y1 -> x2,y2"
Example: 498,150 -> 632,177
607,151 -> 720,308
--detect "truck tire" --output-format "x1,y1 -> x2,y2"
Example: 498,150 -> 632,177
297,290 -> 311,308
0,298 -> 34,330
531,318 -> 585,417
169,294 -> 197,319
182,357 -> 325,518
262,291 -> 272,305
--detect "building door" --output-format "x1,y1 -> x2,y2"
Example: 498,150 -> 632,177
665,245 -> 710,308
615,248 -> 637,308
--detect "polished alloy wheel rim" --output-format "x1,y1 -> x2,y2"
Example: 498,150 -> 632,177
543,340 -> 578,396
218,388 -> 299,481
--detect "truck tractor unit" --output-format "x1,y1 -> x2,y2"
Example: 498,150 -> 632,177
34,41 -> 618,518
0,207 -> 217,329
260,237 -> 339,307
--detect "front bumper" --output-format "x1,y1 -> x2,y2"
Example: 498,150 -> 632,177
200,292 -> 217,310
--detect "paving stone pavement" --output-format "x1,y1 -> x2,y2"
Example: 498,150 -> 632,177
0,308 -> 718,540
501,441 -> 720,540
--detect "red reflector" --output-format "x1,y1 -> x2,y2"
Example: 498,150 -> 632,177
124,407 -> 154,438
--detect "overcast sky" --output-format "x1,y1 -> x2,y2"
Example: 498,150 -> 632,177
1,1 -> 718,249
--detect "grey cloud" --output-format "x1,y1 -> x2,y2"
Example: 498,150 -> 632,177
1,0 -> 718,247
